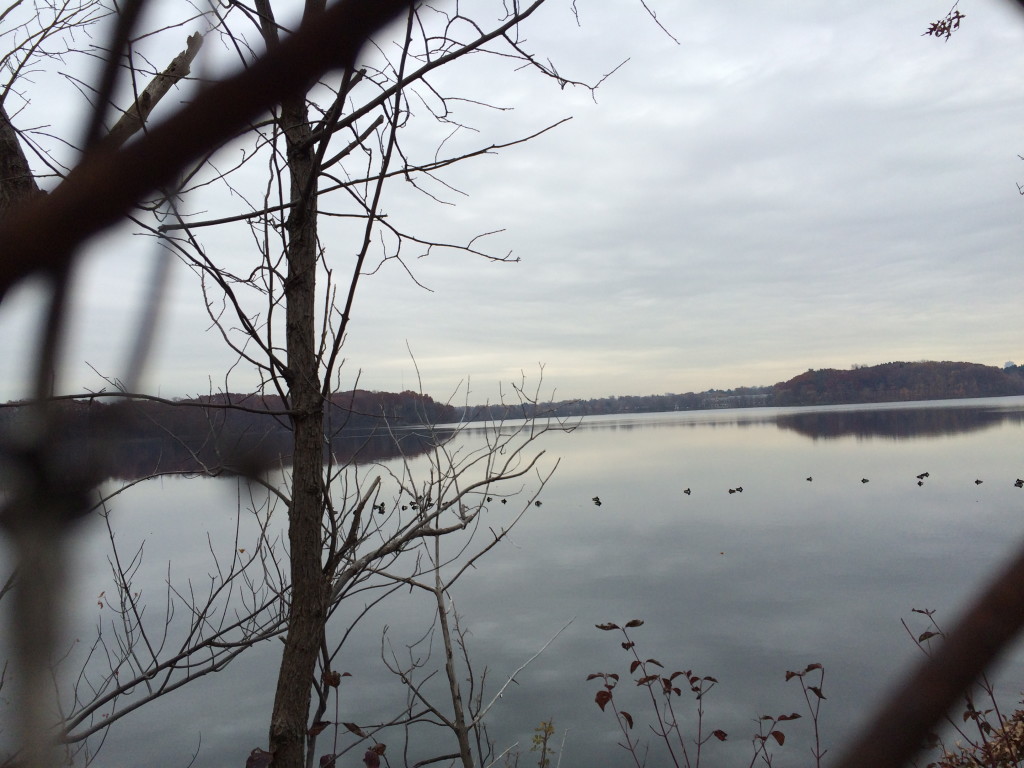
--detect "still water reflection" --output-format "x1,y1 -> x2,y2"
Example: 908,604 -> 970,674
43,398 -> 1024,766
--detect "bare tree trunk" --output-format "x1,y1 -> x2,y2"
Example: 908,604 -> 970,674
435,559 -> 474,768
262,1 -> 327,764
0,103 -> 41,218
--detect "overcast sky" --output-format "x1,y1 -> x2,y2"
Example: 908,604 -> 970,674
2,0 -> 1024,404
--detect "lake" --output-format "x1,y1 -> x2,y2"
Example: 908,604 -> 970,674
10,397 -> 1024,767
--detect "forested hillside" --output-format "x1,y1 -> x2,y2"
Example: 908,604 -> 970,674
773,361 -> 1024,406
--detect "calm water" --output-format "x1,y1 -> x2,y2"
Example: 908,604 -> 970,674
13,397 -> 1024,766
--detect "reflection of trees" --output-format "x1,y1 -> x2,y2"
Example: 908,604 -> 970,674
91,429 -> 452,481
572,414 -> 777,433
0,394 -> 455,481
776,407 -> 1024,441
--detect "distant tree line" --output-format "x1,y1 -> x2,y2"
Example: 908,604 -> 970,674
5,362 -> 1019,476
457,387 -> 774,422
457,361 -> 1024,422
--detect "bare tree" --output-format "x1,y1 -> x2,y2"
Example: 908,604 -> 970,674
0,2 -> 599,767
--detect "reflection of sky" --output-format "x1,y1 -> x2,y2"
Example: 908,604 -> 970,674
8,401 -> 1024,767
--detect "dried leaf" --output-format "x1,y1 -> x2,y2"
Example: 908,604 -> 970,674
343,722 -> 368,738
595,689 -> 613,711
586,673 -> 605,681
319,755 -> 337,768
918,630 -> 941,643
636,674 -> 660,686
777,713 -> 802,722
703,675 -> 718,683
804,663 -> 823,672
771,730 -> 785,746
620,711 -> 634,729
596,623 -> 620,631
712,729 -> 728,742
808,686 -> 827,700
630,660 -> 641,674
323,670 -> 342,688
785,670 -> 798,681
246,748 -> 273,768
624,619 -> 645,628
646,658 -> 664,668
622,641 -> 635,650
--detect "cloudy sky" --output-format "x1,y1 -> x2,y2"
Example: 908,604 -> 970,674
2,0 -> 1024,404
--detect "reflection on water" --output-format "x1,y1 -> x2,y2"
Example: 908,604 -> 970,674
80,426 -> 454,481
32,396 -> 1024,767
776,401 -> 1024,440
560,396 -> 1024,441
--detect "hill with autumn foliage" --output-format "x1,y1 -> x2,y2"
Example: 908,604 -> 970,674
772,361 -> 1024,406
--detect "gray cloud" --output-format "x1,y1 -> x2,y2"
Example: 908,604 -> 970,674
2,0 -> 1023,402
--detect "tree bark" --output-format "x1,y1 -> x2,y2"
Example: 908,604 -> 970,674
263,2 -> 328,764
0,103 -> 41,220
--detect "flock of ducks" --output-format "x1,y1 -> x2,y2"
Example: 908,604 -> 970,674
584,473 -> 1024,504
395,475 -> 1024,514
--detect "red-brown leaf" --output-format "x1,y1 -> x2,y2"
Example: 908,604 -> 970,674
804,663 -> 823,673
620,711 -> 634,729
808,686 -> 827,700
630,660 -> 641,674
596,623 -> 620,631
343,722 -> 368,738
595,689 -> 613,711
624,619 -> 645,628
712,730 -> 728,742
771,730 -> 785,746
636,674 -> 660,686
777,713 -> 802,722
